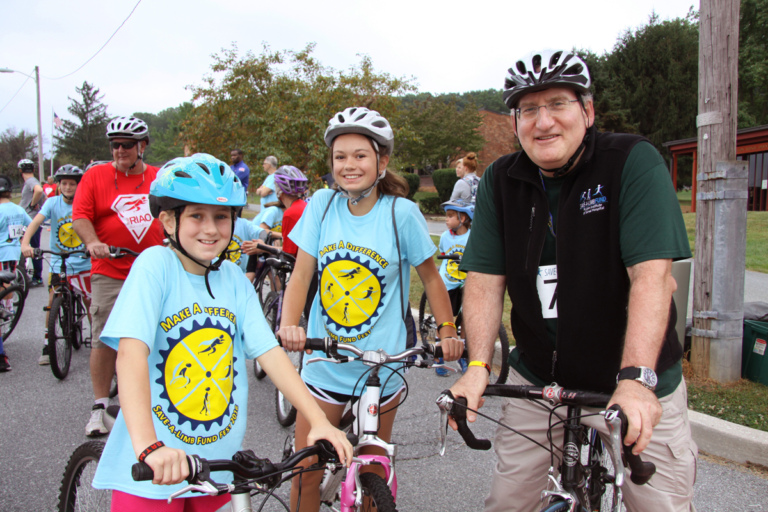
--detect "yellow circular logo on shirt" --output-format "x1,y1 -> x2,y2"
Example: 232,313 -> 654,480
320,255 -> 385,333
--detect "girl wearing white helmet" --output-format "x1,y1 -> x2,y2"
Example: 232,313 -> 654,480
278,107 -> 462,511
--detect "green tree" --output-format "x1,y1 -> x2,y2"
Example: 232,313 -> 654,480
599,12 -> 699,152
393,95 -> 485,170
184,43 -> 414,182
0,128 -> 37,181
54,81 -> 111,167
738,0 -> 768,127
133,102 -> 192,165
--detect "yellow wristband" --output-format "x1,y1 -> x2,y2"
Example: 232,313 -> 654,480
437,321 -> 456,333
468,361 -> 491,374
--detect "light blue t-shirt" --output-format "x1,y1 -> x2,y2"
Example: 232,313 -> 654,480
258,206 -> 283,233
38,196 -> 91,274
228,218 -> 263,273
93,246 -> 278,499
260,174 -> 278,206
0,202 -> 32,262
290,189 -> 435,395
438,229 -> 470,291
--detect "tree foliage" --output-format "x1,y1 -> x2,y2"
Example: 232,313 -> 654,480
393,95 -> 485,170
54,81 -> 111,168
738,0 -> 768,127
183,43 -> 414,181
0,128 -> 37,183
133,102 -> 192,165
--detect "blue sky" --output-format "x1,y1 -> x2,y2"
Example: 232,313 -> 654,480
0,0 -> 698,156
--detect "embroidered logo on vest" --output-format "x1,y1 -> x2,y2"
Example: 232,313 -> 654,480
579,184 -> 607,215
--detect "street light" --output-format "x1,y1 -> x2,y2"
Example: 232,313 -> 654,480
0,66 -> 45,182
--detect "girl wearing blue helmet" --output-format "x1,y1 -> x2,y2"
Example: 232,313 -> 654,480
91,154 -> 351,510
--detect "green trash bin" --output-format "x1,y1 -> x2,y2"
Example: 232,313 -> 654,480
742,320 -> 768,386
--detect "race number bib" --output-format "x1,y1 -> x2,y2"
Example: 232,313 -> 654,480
8,224 -> 25,240
536,265 -> 558,319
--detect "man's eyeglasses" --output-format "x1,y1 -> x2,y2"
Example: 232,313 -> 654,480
110,141 -> 137,150
515,99 -> 579,121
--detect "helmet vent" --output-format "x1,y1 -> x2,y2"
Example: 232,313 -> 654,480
550,51 -> 563,68
564,63 -> 583,76
515,62 -> 527,75
218,164 -> 226,176
337,114 -> 346,123
195,162 -> 212,175
174,170 -> 192,179
532,54 -> 542,73
354,112 -> 367,122
372,120 -> 387,128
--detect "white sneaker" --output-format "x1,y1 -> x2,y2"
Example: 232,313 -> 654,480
85,404 -> 109,437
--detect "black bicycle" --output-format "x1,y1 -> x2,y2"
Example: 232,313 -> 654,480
419,253 -> 510,384
436,384 -> 656,512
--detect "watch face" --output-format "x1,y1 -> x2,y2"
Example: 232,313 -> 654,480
642,367 -> 658,388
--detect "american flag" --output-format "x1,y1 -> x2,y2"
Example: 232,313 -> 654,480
53,112 -> 63,129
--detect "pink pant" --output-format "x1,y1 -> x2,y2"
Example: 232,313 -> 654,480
111,490 -> 230,512
484,369 -> 698,512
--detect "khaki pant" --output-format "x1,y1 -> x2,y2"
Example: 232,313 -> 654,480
485,369 -> 697,512
89,274 -> 125,349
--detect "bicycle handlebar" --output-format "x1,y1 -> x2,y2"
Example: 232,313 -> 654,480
303,337 -> 466,366
132,435 -> 358,490
33,246 -> 138,259
436,254 -> 461,261
436,386 -> 656,485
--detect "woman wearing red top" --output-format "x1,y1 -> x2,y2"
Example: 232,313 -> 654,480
274,166 -> 309,256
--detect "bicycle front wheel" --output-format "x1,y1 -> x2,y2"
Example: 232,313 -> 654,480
539,500 -> 570,512
49,294 -> 73,380
0,285 -> 25,341
71,294 -> 86,350
418,291 -> 437,344
13,265 -> 30,298
359,473 -> 397,512
58,440 -> 111,512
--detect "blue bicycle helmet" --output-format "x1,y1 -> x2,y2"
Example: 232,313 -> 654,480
150,153 -> 247,298
442,200 -> 474,221
150,153 -> 246,218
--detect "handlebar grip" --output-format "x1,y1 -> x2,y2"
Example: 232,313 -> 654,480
450,395 -> 491,451
611,405 -> 657,485
432,345 -> 469,360
131,462 -> 155,482
261,244 -> 281,255
305,338 -> 329,352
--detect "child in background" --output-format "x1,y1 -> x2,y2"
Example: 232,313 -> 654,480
22,165 -> 92,366
273,165 -> 308,258
434,200 -> 473,376
91,154 -> 351,509
0,175 -> 33,372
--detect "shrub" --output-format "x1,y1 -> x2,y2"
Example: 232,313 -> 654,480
400,171 -> 420,201
432,168 -> 458,202
417,193 -> 442,215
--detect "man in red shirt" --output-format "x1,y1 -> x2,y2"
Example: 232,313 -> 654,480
73,116 -> 165,437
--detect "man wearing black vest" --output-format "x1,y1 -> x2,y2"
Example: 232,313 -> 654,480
449,50 -> 696,511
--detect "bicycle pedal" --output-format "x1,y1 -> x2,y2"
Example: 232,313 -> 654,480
43,306 -> 50,311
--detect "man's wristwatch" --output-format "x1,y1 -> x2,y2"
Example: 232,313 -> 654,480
616,366 -> 657,391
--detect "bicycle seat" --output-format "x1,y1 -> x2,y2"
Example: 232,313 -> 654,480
0,271 -> 15,284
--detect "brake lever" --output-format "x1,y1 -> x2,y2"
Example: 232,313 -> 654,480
602,408 -> 626,488
305,356 -> 350,365
435,391 -> 454,456
166,481 -> 232,502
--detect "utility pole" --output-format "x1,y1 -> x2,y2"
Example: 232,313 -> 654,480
690,0 -> 747,382
34,66 -> 44,183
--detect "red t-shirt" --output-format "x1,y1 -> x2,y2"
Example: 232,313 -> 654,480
282,199 -> 307,256
42,183 -> 57,198
72,162 -> 165,279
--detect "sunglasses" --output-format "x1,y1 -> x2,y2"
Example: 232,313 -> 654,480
110,141 -> 137,150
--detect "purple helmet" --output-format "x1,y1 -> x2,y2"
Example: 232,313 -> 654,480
273,165 -> 308,196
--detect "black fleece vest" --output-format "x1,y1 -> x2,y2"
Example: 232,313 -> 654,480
491,130 -> 682,393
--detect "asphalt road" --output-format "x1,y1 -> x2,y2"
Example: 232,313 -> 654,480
0,231 -> 766,510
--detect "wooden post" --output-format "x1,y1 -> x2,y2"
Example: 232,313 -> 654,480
691,0 -> 746,382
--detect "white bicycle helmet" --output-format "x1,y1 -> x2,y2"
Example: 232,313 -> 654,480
106,116 -> 150,142
324,107 -> 394,156
503,50 -> 591,109
17,159 -> 35,173
324,107 -> 395,205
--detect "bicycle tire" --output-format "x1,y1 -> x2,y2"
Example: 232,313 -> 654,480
57,440 -> 111,512
418,291 -> 436,344
254,290 -> 280,381
539,500 -> 569,512
255,267 -> 278,307
48,294 -> 73,380
13,265 -> 30,299
0,285 -> 25,341
586,428 -> 620,512
70,294 -> 86,350
495,323 -> 510,385
359,472 -> 397,512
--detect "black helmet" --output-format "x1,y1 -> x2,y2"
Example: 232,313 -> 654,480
0,175 -> 13,193
17,159 -> 35,173
503,50 -> 591,109
54,164 -> 85,183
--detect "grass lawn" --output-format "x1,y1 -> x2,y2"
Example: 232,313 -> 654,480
682,211 -> 768,273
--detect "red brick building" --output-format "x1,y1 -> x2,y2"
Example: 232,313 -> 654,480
452,109 -> 519,173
